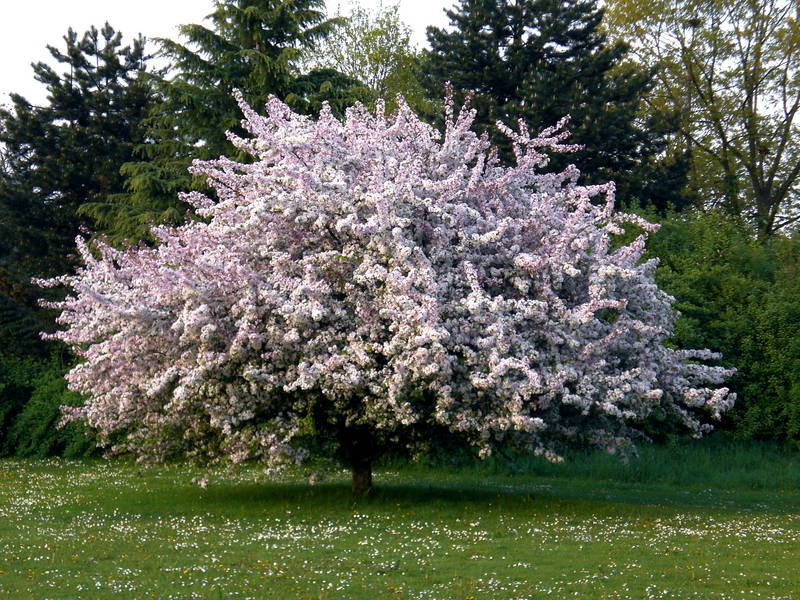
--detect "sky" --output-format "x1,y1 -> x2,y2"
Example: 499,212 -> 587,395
0,0 -> 452,106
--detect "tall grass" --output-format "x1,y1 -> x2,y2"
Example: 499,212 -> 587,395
412,434 -> 800,492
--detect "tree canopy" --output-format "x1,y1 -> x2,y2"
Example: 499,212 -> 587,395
423,0 -> 689,211
42,94 -> 733,493
0,23 -> 152,351
605,0 -> 800,237
92,0 -> 355,244
305,2 -> 429,115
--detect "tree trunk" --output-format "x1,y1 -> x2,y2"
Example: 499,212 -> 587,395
351,458 -> 373,496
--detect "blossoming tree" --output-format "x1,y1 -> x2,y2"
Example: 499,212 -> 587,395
41,92 -> 734,494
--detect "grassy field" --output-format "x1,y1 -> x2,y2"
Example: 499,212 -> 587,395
1,440 -> 798,599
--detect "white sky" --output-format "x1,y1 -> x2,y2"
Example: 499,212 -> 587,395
0,0 -> 452,106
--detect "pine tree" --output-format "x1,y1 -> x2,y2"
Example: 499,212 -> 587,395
97,0 -> 358,243
0,23 -> 152,351
424,0 -> 689,210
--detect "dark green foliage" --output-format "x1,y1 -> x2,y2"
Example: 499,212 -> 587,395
0,25 -> 152,456
287,68 -> 372,118
0,354 -> 40,448
648,212 -> 800,445
0,24 -> 153,353
0,23 -> 152,243
0,285 -> 47,352
107,0 -> 353,244
0,353 -> 95,458
424,0 -> 689,211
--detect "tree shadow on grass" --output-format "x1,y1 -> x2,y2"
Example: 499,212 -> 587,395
194,479 -> 537,514
196,476 -> 800,516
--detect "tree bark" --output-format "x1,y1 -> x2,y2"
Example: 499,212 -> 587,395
351,458 -> 373,496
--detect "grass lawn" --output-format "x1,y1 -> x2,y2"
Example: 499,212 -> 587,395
0,442 -> 798,599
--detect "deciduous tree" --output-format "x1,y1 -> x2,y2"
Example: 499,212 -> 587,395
305,2 -> 428,114
43,94 -> 733,494
605,0 -> 800,237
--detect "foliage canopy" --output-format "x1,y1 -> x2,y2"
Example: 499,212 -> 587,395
605,0 -> 800,237
43,94 -> 733,493
423,0 -> 688,211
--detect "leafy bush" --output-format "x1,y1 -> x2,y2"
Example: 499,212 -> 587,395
0,353 -> 40,452
648,212 -> 800,445
1,353 -> 95,457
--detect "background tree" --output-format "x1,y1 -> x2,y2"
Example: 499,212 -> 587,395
423,0 -> 689,211
0,23 -> 151,347
647,211 -> 800,445
288,68 -> 373,117
0,24 -> 151,457
305,2 -> 429,115
90,0 -> 358,244
43,94 -> 732,494
605,0 -> 800,238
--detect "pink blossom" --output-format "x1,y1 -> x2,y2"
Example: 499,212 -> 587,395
42,92 -> 734,468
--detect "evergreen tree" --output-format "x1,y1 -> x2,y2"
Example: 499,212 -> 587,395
96,0 -> 359,243
424,0 -> 689,211
0,24 -> 152,350
0,24 -> 152,457
288,68 -> 372,118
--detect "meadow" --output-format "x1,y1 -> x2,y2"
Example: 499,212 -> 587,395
1,439 -> 798,599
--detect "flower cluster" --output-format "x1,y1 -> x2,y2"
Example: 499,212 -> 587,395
41,92 -> 734,467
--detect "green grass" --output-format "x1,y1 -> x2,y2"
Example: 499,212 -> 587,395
449,435 -> 800,492
0,439 -> 798,599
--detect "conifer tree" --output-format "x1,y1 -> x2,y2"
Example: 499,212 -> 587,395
97,0 -> 359,243
424,0 -> 688,210
0,24 -> 152,350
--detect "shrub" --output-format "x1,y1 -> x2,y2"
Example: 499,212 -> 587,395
648,211 -> 800,445
1,353 -> 95,457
